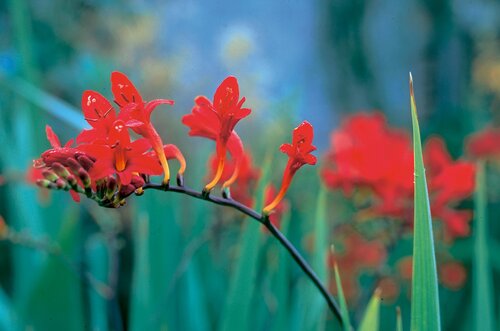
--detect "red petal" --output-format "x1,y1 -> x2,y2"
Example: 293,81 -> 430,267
81,90 -> 116,127
213,76 -> 239,115
69,190 -> 81,203
111,71 -> 143,107
127,155 -> 163,175
89,160 -> 115,181
45,125 -> 61,148
117,170 -> 133,185
144,99 -> 174,120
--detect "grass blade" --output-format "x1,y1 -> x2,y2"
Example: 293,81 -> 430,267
218,159 -> 270,331
358,288 -> 381,331
396,307 -> 403,331
333,264 -> 352,331
409,73 -> 441,331
473,160 -> 495,331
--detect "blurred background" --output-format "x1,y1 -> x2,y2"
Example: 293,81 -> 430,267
0,0 -> 499,330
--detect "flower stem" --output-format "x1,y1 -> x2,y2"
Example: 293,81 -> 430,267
142,182 -> 343,324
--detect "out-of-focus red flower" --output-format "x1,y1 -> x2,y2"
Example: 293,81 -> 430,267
182,76 -> 250,191
111,71 -> 177,184
377,277 -> 400,303
79,120 -> 162,185
466,126 -> 500,160
263,121 -> 316,214
77,91 -> 116,144
397,256 -> 413,281
0,215 -> 7,238
424,137 -> 476,240
439,261 -> 467,290
322,112 -> 475,241
328,227 -> 387,303
322,113 -> 413,216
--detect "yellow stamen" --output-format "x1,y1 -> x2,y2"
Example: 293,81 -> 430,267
205,154 -> 226,191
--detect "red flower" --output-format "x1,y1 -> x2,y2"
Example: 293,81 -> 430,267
111,71 -> 177,184
322,113 -> 413,215
424,137 -> 476,240
263,121 -> 316,214
466,126 -> 500,160
77,91 -> 116,144
182,76 -> 250,191
322,112 -> 475,241
79,120 -> 162,185
439,261 -> 467,290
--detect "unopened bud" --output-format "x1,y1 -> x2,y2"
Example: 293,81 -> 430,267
119,184 -> 135,197
78,169 -> 91,188
51,162 -> 70,178
106,177 -> 117,200
131,176 -> 145,188
37,179 -> 55,189
66,174 -> 78,187
55,178 -> 67,190
42,170 -> 59,182
135,187 -> 144,196
77,155 -> 94,171
65,157 -> 82,174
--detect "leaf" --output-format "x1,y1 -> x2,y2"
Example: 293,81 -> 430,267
358,288 -> 381,331
473,160 -> 495,331
396,307 -> 403,331
85,234 -> 109,331
218,159 -> 270,331
333,264 -> 352,331
303,185 -> 329,330
409,73 -> 441,331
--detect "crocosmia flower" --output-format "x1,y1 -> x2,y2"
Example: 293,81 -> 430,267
263,121 -> 316,214
466,126 -> 500,160
182,76 -> 250,192
78,120 -> 163,185
111,71 -> 177,184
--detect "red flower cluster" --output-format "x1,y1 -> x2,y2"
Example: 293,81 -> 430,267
33,72 -> 185,207
33,72 -> 313,213
466,126 -> 500,160
322,112 -> 475,241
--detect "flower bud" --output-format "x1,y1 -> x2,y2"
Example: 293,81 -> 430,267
78,169 -> 91,188
77,155 -> 94,171
42,169 -> 59,182
106,177 -> 117,200
65,157 -> 82,174
51,162 -> 70,179
55,178 -> 67,190
36,179 -> 55,189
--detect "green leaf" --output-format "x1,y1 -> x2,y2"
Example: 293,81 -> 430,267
358,288 -> 381,331
473,161 -> 495,331
409,74 -> 441,331
333,264 -> 352,331
396,307 -> 403,331
85,234 -> 109,331
218,159 -> 270,331
303,185 -> 329,330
